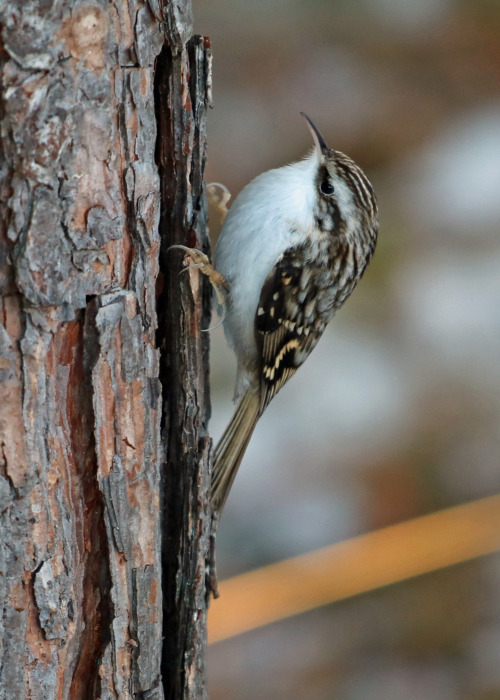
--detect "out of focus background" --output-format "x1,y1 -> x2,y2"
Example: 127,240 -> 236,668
192,0 -> 500,698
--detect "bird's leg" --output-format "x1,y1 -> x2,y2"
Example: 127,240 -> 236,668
205,509 -> 220,603
170,183 -> 231,311
207,182 -> 231,225
168,245 -> 229,310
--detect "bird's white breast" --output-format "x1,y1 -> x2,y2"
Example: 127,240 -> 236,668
215,152 -> 318,366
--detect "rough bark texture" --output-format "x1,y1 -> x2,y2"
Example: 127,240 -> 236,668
0,1 -> 211,698
155,28 -> 213,700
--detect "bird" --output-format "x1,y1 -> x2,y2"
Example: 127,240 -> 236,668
175,113 -> 378,517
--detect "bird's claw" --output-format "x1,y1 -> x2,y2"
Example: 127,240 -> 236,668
168,244 -> 211,270
168,245 -> 229,326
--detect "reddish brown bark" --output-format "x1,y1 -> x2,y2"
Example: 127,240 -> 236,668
0,1 -> 211,698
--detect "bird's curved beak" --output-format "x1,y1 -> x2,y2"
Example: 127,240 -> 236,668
300,112 -> 330,158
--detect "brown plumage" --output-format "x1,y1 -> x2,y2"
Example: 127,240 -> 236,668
208,115 -> 378,513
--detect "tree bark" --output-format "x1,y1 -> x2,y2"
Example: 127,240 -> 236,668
155,20 -> 213,700
0,1 -> 211,698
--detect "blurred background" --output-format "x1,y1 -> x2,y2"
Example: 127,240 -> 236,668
192,0 -> 500,697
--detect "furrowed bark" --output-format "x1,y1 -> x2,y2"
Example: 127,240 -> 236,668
155,18 -> 213,700
0,0 -> 211,698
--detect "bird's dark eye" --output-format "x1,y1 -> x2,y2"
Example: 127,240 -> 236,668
320,180 -> 334,195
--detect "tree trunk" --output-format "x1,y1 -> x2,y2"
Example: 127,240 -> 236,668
0,1 -> 211,698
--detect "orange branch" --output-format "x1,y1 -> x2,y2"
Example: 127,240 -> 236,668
209,494 -> 500,644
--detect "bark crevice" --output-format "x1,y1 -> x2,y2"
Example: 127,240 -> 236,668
155,33 -> 212,700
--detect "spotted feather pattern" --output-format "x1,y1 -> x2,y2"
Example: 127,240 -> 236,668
255,242 -> 352,413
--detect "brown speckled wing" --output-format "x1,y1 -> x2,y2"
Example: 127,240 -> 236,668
255,248 -> 320,413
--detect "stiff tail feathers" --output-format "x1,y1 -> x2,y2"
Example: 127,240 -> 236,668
212,390 -> 261,513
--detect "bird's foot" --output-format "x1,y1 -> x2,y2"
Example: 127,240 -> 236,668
207,182 -> 231,225
168,245 -> 229,311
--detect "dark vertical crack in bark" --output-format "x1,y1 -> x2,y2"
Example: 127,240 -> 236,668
70,306 -> 114,700
155,35 -> 212,699
155,43 -> 186,699
65,304 -> 113,700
